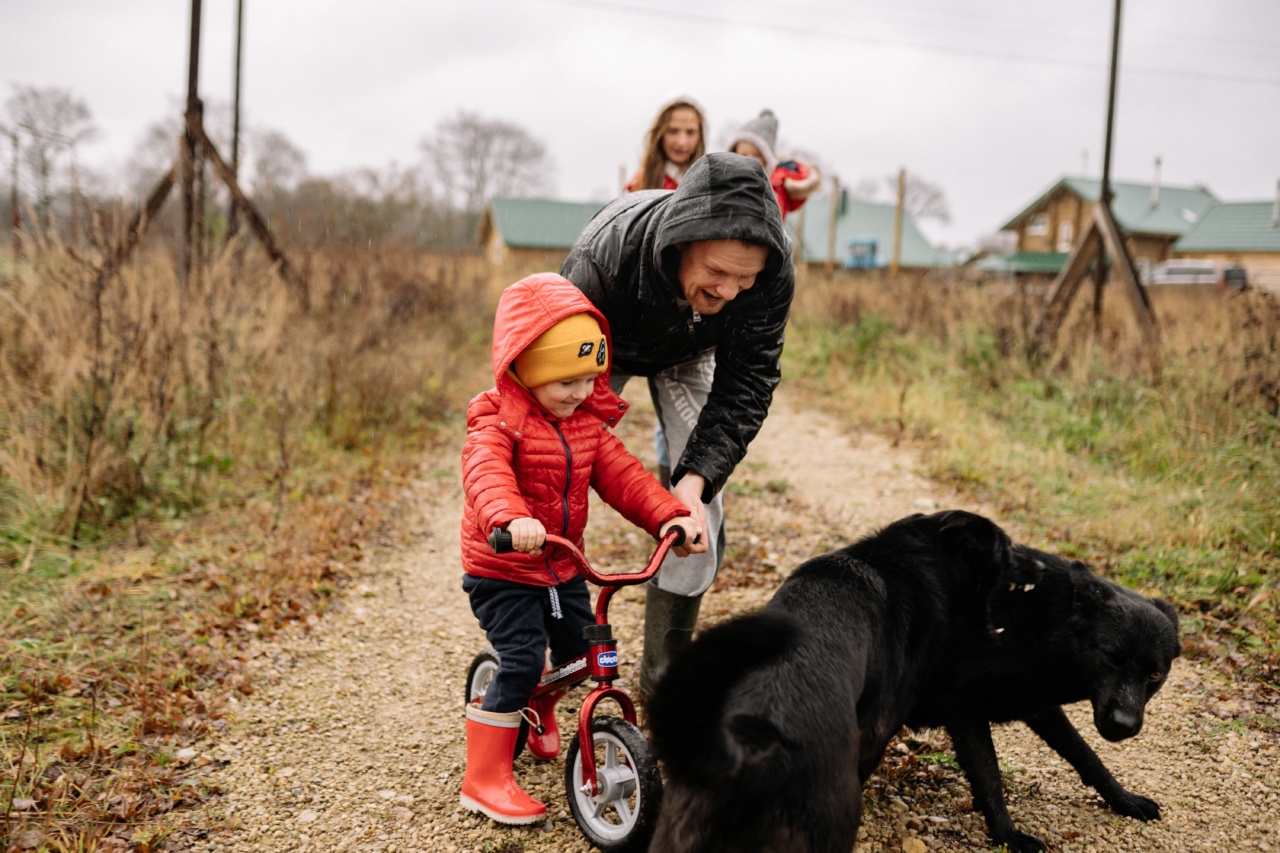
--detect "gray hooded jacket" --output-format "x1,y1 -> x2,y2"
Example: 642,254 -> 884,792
560,152 -> 795,502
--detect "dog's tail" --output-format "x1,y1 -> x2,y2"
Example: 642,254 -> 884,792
647,611 -> 798,785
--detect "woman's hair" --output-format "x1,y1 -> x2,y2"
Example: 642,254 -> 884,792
636,98 -> 706,191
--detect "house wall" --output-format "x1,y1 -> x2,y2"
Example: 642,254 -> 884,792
1014,189 -> 1177,281
1179,250 -> 1280,293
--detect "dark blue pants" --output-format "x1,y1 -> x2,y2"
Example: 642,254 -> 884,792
463,574 -> 593,713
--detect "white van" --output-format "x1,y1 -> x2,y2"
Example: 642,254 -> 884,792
1148,259 -> 1247,288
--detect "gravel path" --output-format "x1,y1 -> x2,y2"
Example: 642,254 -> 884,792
176,389 -> 1280,853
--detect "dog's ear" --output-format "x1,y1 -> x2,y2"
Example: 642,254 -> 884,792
1069,568 -> 1116,615
1150,597 -> 1179,632
936,511 -> 1013,573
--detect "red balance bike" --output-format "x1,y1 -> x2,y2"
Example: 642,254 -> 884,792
466,527 -> 684,852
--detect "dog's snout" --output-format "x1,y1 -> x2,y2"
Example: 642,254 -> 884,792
1098,707 -> 1142,741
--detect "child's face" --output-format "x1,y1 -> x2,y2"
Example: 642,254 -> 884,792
732,141 -> 768,170
530,374 -> 597,419
661,107 -> 701,167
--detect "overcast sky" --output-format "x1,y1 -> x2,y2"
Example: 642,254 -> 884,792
3,0 -> 1278,249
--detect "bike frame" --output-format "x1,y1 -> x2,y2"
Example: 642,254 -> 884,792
511,530 -> 682,796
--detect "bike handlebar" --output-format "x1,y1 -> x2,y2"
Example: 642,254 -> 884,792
488,526 -> 685,587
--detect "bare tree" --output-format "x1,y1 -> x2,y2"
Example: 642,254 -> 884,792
420,111 -> 552,214
893,172 -> 950,225
4,84 -> 96,220
250,128 -> 307,198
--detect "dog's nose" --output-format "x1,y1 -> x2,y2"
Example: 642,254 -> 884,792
1100,709 -> 1142,741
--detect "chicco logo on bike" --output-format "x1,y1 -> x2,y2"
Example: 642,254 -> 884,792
597,651 -> 619,668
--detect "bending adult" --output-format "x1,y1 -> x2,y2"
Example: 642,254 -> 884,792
560,151 -> 795,698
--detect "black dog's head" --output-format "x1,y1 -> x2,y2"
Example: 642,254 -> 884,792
1062,559 -> 1182,742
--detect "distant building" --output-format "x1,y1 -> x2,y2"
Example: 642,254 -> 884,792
980,176 -> 1218,281
476,196 -> 604,269
787,192 -> 951,273
1174,194 -> 1280,293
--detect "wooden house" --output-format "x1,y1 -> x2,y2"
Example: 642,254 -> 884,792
787,192 -> 951,274
1173,194 -> 1280,293
476,196 -> 604,271
985,176 -> 1218,281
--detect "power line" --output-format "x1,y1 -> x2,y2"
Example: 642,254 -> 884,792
539,0 -> 1280,88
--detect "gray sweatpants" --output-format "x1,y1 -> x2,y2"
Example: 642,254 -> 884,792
611,349 -> 724,597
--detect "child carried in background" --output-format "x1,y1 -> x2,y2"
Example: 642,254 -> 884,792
727,109 -> 821,220
458,273 -> 704,825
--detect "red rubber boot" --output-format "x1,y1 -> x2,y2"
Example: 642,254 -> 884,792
459,705 -> 546,825
525,688 -> 567,761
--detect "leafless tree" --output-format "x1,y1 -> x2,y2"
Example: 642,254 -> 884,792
4,84 -> 96,220
891,172 -> 950,224
420,111 -> 552,214
250,128 -> 307,198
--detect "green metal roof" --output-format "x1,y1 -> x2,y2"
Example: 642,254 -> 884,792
1174,202 -> 1280,253
788,194 -> 951,268
1001,176 -> 1218,237
972,251 -> 1070,274
485,196 -> 605,249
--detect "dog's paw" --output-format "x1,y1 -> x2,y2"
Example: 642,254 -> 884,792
993,830 -> 1048,853
1107,790 -> 1161,821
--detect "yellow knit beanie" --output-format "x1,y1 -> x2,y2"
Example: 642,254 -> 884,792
513,313 -> 608,387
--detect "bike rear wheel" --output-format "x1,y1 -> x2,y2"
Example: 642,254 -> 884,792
565,715 -> 662,853
464,647 -> 528,759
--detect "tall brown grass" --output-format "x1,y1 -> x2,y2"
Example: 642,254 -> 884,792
0,238 -> 497,848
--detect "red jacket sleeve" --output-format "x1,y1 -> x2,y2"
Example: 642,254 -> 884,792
590,430 -> 688,537
461,397 -> 532,534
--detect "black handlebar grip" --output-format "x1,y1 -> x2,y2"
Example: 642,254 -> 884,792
489,528 -> 514,554
669,526 -> 687,548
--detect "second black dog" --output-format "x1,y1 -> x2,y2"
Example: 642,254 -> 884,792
645,510 -> 1181,853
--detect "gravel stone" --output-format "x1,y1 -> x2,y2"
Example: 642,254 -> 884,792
171,389 -> 1280,852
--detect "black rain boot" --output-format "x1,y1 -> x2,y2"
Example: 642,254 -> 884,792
638,584 -> 702,703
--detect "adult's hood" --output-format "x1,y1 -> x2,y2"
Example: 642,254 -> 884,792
651,152 -> 790,294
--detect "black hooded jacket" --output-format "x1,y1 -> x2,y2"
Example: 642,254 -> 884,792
560,152 -> 795,502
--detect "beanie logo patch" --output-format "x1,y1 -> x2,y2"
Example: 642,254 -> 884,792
578,342 -> 594,359
596,338 -> 607,367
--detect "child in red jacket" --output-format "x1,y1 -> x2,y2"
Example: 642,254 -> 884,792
727,109 -> 822,220
624,96 -> 706,192
459,272 -> 704,825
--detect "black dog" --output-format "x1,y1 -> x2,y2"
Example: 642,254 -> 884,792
645,510 -> 1181,853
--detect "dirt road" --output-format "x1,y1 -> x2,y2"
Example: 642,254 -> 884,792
177,389 -> 1279,853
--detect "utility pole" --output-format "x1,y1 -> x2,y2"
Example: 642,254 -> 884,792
228,0 -> 245,241
1032,0 -> 1157,361
891,167 -> 905,277
179,0 -> 203,297
826,176 -> 840,277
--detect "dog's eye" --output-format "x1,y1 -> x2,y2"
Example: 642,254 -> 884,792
1148,672 -> 1164,681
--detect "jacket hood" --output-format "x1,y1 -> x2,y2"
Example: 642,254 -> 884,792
652,152 -> 790,292
492,273 -> 611,386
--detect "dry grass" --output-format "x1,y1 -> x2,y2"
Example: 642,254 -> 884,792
0,238 -> 496,850
785,268 -> 1280,685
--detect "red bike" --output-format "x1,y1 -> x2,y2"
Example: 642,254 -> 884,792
465,527 -> 684,852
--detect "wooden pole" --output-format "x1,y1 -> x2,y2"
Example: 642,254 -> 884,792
825,176 -> 839,277
195,121 -> 309,310
891,167 -> 905,276
180,0 -> 203,297
1032,0 -> 1158,358
8,130 -> 21,259
228,0 -> 244,240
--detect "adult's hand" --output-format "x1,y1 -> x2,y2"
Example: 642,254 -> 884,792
671,473 -> 708,541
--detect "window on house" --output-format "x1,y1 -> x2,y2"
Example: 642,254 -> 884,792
1027,213 -> 1049,236
1056,221 -> 1074,252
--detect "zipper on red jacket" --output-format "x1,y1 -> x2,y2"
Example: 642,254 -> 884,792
543,421 -> 573,587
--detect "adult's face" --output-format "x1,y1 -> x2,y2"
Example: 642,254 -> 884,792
661,107 -> 701,167
678,239 -> 769,315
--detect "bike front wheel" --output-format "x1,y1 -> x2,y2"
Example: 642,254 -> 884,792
564,715 -> 662,853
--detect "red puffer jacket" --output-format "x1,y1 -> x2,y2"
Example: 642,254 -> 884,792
460,273 -> 688,587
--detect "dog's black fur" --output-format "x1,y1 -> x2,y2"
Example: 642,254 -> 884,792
645,511 -> 1181,853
